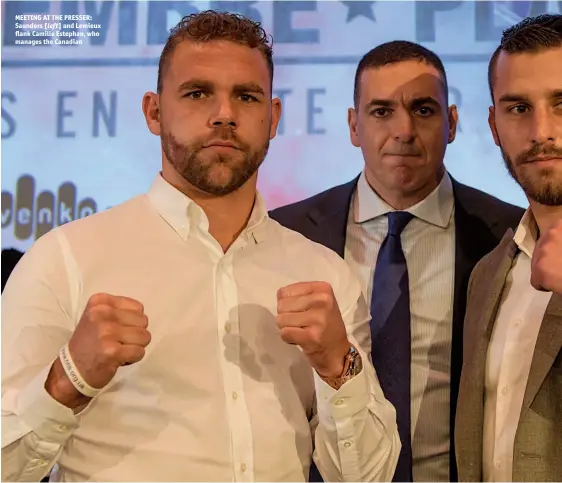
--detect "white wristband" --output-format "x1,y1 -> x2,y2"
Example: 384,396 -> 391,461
59,343 -> 102,398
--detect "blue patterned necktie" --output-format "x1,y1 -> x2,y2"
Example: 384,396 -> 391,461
370,211 -> 414,482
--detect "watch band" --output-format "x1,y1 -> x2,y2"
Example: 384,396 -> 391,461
321,344 -> 363,390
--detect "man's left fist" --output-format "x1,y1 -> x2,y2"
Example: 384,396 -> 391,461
531,218 -> 562,294
276,281 -> 351,378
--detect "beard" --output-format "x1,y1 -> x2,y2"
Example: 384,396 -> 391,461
500,141 -> 562,206
161,126 -> 270,197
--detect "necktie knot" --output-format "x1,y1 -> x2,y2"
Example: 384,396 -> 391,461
387,211 -> 414,237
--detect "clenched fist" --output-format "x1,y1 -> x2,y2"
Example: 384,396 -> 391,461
46,293 -> 151,409
276,281 -> 351,378
531,218 -> 562,294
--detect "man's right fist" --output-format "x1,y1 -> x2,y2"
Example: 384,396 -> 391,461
46,293 -> 150,409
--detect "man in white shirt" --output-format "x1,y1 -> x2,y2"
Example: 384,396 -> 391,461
455,14 -> 562,482
0,10 -> 400,482
271,41 -> 523,482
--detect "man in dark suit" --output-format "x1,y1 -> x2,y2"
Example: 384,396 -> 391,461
271,41 -> 524,482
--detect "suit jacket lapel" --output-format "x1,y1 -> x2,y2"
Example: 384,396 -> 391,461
477,233 -> 518,349
307,177 -> 358,258
520,293 -> 562,418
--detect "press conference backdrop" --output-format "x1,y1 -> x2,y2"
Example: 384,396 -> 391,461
2,0 -> 556,252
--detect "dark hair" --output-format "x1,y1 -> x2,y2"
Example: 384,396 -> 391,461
488,14 -> 562,101
157,10 -> 274,94
353,40 -> 448,106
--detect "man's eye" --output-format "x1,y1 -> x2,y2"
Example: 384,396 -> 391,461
240,94 -> 258,103
416,107 -> 434,116
509,105 -> 529,114
372,108 -> 390,117
185,91 -> 205,99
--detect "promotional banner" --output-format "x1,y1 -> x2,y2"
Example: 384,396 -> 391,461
3,0 -> 559,251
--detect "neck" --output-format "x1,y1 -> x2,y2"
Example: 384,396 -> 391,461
364,165 -> 445,210
529,200 -> 562,236
161,163 -> 258,252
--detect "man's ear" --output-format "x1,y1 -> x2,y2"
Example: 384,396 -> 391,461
348,107 -> 360,148
488,105 -> 500,146
447,104 -> 458,144
142,92 -> 161,136
269,97 -> 282,140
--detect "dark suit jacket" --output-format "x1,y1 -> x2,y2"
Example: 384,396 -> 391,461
269,174 -> 524,481
2,248 -> 24,293
455,230 -> 561,481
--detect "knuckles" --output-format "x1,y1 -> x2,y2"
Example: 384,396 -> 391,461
88,304 -> 114,323
98,340 -> 121,364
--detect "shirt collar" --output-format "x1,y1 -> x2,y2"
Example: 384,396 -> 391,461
147,173 -> 269,243
513,209 -> 538,258
353,170 -> 454,229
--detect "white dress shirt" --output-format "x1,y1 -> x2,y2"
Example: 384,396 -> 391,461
1,174 -> 400,482
344,171 -> 456,482
483,210 -> 553,482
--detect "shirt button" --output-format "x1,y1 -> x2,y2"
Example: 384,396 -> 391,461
57,424 -> 67,431
344,441 -> 352,448
232,391 -> 238,400
240,463 -> 247,472
495,460 -> 502,468
225,323 -> 231,333
501,386 -> 508,395
335,399 -> 344,406
514,319 -> 522,327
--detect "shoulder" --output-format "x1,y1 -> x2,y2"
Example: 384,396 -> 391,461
472,228 -> 515,283
11,196 -> 148,269
268,218 -> 349,269
267,218 -> 360,304
453,179 -> 525,230
53,195 -> 147,240
269,178 -> 357,227
453,181 -> 525,236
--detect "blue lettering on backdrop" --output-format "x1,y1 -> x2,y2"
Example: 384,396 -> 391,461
60,0 -> 79,41
3,1 -> 561,49
474,1 -> 559,41
415,2 -> 462,42
211,1 -> 262,23
273,1 -> 319,44
3,0 -> 562,49
307,88 -> 325,135
4,0 -> 560,251
57,92 -> 77,138
1,92 -> 17,139
92,91 -> 117,137
84,1 -> 114,44
118,2 -> 137,45
147,2 -> 199,45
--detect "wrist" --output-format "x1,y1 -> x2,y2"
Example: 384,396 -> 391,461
315,341 -> 351,378
45,358 -> 91,410
318,344 -> 362,390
